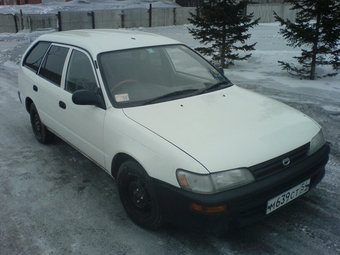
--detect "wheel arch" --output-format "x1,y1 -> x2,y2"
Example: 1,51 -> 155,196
25,97 -> 34,114
111,153 -> 137,179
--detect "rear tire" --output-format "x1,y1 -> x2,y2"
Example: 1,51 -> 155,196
117,161 -> 163,230
29,103 -> 54,144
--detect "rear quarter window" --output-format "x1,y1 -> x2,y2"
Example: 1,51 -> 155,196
23,42 -> 51,73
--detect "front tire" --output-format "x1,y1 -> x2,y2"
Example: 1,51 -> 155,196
29,103 -> 54,144
117,161 -> 163,230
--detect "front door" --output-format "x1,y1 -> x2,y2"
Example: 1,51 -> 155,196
57,48 -> 106,168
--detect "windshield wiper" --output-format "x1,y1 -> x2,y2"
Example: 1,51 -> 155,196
143,89 -> 198,105
198,80 -> 232,95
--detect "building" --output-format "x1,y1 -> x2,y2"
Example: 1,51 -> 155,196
0,0 -> 41,4
0,0 -> 70,5
176,0 -> 284,7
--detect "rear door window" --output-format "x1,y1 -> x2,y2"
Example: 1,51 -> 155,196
39,45 -> 69,86
23,41 -> 51,73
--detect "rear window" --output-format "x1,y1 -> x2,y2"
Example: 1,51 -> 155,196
23,42 -> 51,73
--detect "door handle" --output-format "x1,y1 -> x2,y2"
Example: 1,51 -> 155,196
33,85 -> 38,92
59,101 -> 66,109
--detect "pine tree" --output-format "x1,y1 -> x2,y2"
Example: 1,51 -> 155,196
188,0 -> 259,68
274,0 -> 340,80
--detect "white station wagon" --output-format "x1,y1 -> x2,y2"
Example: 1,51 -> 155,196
18,29 -> 330,233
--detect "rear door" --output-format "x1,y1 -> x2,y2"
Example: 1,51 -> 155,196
23,43 -> 69,135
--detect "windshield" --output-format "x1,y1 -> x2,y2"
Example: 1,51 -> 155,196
98,45 -> 232,108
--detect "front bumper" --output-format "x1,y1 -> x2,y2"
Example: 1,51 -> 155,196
152,144 -> 330,233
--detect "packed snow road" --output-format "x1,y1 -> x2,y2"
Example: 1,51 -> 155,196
1,25 -> 340,254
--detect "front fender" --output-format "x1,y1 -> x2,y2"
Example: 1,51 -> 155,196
103,108 -> 208,187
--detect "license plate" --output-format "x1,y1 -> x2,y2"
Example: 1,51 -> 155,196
266,179 -> 310,214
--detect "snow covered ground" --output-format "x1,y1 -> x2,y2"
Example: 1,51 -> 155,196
0,0 -> 178,14
1,17 -> 340,255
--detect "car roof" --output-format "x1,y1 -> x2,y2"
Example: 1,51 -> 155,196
36,29 -> 181,57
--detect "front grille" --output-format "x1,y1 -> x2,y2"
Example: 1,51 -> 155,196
249,143 -> 310,180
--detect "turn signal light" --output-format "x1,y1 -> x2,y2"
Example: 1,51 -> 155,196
190,203 -> 227,214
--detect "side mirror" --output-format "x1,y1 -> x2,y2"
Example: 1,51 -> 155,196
72,89 -> 105,109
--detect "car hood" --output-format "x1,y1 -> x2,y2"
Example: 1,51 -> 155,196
122,86 -> 320,172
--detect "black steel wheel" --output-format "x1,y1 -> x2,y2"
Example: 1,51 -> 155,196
29,103 -> 54,144
117,160 -> 163,230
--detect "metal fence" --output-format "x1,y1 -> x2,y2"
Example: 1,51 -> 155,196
247,3 -> 296,23
0,3 -> 295,33
0,6 -> 196,33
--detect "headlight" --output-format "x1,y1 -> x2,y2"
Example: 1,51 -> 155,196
308,129 -> 325,156
176,168 -> 255,194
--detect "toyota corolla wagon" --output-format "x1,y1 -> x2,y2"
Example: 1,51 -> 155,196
18,29 -> 330,233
